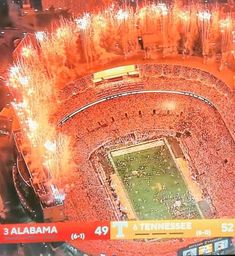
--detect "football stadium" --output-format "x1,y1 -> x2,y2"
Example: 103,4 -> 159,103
3,1 -> 235,255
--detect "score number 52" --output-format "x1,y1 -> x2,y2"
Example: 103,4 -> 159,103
221,223 -> 234,233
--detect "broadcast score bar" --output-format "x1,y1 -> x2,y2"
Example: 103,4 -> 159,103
0,219 -> 234,243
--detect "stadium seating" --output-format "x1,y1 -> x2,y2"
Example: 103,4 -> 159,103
55,64 -> 234,141
56,91 -> 235,256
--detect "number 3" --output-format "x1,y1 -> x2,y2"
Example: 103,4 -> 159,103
3,228 -> 9,235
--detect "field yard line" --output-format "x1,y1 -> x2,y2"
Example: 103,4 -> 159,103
111,140 -> 164,157
164,138 -> 204,218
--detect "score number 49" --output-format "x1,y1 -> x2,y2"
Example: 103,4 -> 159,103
221,223 -> 234,233
95,226 -> 109,236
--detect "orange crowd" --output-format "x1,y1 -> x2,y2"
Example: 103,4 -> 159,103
57,90 -> 234,255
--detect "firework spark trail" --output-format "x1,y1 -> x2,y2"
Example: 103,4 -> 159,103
9,40 -> 74,184
8,3 -> 235,186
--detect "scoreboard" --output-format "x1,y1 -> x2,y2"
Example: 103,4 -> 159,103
111,219 -> 235,240
0,219 -> 234,243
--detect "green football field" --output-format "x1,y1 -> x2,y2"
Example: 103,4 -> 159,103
110,142 -> 201,220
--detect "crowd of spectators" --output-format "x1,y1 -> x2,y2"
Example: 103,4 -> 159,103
56,63 -> 234,140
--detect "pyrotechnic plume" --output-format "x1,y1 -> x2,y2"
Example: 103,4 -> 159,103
8,2 -> 235,186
